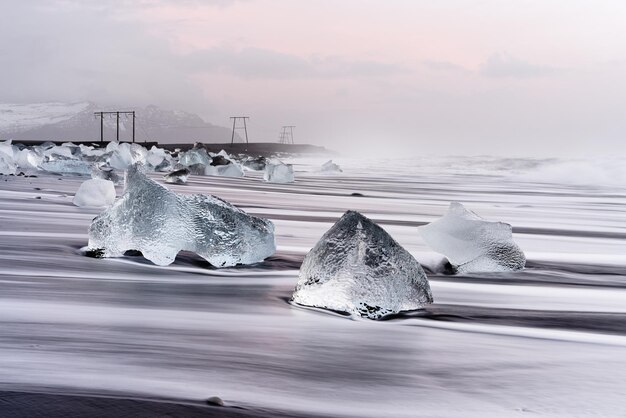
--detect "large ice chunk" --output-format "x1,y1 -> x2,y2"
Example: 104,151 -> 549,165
264,159 -> 294,183
178,147 -> 244,177
107,142 -> 148,170
16,148 -> 44,171
205,163 -> 244,178
73,179 -> 116,207
0,140 -> 15,160
0,151 -> 17,175
40,159 -> 92,175
88,165 -> 276,266
242,156 -> 267,171
43,144 -> 77,160
91,164 -> 122,184
292,211 -> 433,319
147,146 -> 173,171
418,202 -> 526,273
79,144 -> 106,158
178,145 -> 212,167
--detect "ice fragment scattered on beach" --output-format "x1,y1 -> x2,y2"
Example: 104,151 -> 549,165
418,202 -> 526,273
0,140 -> 15,160
178,146 -> 212,168
0,150 -> 17,175
107,142 -> 147,170
16,148 -> 44,172
264,160 -> 294,183
40,159 -> 92,175
91,164 -> 122,184
164,168 -> 190,184
178,147 -> 244,177
73,179 -> 116,207
292,210 -> 433,319
146,146 -> 172,171
88,165 -> 276,266
320,160 -> 342,173
204,163 -> 244,177
242,156 -> 267,171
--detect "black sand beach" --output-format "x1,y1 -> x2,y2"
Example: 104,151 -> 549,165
0,390 -> 322,418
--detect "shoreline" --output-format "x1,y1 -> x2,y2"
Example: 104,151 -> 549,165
8,140 -> 333,157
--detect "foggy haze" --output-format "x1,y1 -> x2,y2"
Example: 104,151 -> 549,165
2,0 -> 626,156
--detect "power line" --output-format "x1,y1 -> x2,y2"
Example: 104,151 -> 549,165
230,116 -> 250,145
94,110 -> 135,143
279,125 -> 295,144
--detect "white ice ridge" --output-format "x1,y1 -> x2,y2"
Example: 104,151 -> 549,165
73,179 -> 116,208
88,165 -> 276,267
264,159 -> 294,183
418,202 -> 526,273
292,210 -> 433,319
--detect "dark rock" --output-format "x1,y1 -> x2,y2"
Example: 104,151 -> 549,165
206,396 -> 224,407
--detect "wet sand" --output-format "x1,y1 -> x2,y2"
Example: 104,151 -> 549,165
1,157 -> 625,417
0,390 -> 323,418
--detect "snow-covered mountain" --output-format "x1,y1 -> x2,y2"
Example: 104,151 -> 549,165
0,102 -> 238,143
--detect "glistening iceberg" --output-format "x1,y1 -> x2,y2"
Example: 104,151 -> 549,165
292,211 -> 433,319
88,165 -> 276,266
418,202 -> 526,273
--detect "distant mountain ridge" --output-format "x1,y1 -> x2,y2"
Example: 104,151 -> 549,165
0,102 -> 239,144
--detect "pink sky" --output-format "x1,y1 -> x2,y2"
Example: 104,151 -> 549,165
3,0 -> 626,155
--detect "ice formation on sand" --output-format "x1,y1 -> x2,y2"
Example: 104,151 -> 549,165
107,142 -> 147,170
16,148 -> 44,172
73,179 -> 116,207
292,211 -> 433,319
91,164 -> 122,184
242,156 -> 267,171
418,202 -> 526,273
320,160 -> 342,173
0,150 -> 17,175
164,168 -> 190,184
178,145 -> 212,168
178,147 -> 244,177
40,160 -> 91,175
146,146 -> 171,171
205,163 -> 244,178
0,140 -> 15,159
264,160 -> 294,183
88,165 -> 276,266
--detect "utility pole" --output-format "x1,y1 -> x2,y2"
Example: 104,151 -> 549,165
279,125 -> 295,144
94,110 -> 136,143
230,116 -> 250,145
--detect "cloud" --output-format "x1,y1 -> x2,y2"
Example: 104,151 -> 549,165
480,52 -> 559,78
422,60 -> 470,73
183,47 -> 407,79
0,1 -> 209,112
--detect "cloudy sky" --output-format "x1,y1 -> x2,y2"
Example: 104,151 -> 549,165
2,0 -> 626,156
